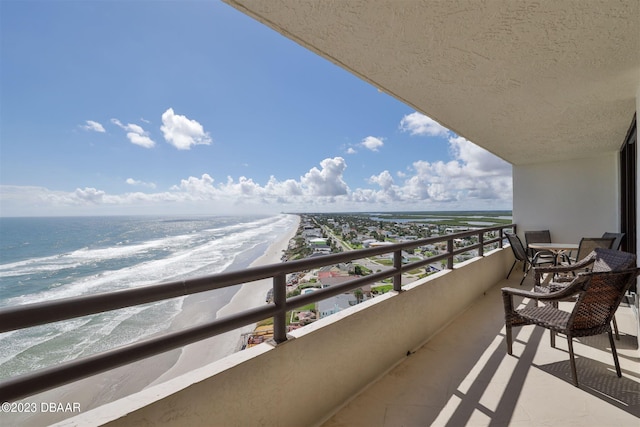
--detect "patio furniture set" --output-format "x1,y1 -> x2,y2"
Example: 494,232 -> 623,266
502,230 -> 637,387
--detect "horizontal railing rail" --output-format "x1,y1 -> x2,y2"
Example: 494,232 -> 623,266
0,223 -> 515,402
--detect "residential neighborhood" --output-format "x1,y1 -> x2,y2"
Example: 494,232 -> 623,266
245,211 -> 510,347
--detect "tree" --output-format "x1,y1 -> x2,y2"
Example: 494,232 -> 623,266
354,288 -> 363,304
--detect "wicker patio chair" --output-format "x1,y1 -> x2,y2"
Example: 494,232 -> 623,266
533,248 -> 635,340
502,265 -> 639,386
505,231 -> 554,286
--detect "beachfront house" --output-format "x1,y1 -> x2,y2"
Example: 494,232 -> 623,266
317,265 -> 350,280
2,2 -> 639,426
317,294 -> 358,319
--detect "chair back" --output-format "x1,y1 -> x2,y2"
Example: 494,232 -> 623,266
505,232 -> 528,262
591,247 -> 636,272
524,230 -> 551,255
575,237 -> 614,262
524,230 -> 551,245
601,232 -> 625,250
570,267 -> 639,333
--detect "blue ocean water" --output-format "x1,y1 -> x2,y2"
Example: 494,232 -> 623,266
0,214 -> 298,380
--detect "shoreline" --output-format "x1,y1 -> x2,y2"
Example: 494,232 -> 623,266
13,214 -> 300,427
150,215 -> 300,383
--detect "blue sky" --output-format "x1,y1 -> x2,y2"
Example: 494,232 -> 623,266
0,0 -> 512,217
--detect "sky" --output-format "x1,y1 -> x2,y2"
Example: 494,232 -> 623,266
0,0 -> 512,217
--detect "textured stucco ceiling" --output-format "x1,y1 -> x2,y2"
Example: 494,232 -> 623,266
224,0 -> 639,165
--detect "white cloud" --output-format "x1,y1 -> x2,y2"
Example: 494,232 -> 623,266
111,118 -> 156,148
172,173 -> 216,196
73,187 -> 107,203
300,157 -> 349,197
126,178 -> 157,189
346,147 -> 357,154
367,170 -> 401,202
368,170 -> 395,189
265,176 -> 303,197
161,108 -> 212,150
449,136 -> 511,176
0,144 -> 511,216
399,136 -> 512,204
82,120 -> 106,133
360,136 -> 384,151
399,112 -> 450,137
127,133 -> 155,148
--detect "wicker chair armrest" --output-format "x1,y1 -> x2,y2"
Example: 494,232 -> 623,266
501,286 -> 545,300
533,252 -> 596,284
502,273 -> 590,302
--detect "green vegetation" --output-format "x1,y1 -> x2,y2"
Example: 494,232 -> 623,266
257,318 -> 273,327
294,303 -> 316,312
353,264 -> 372,275
259,306 -> 316,327
372,284 -> 393,294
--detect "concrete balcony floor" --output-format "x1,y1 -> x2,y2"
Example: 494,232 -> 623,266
321,275 -> 640,427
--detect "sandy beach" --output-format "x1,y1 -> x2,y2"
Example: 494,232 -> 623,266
150,215 -> 300,383
12,215 -> 300,427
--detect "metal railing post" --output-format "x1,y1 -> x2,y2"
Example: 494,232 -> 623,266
393,250 -> 402,292
447,239 -> 454,269
478,232 -> 484,257
273,273 -> 288,344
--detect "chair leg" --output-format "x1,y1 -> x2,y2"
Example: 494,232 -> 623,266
550,303 -> 558,348
507,260 -> 517,279
608,330 -> 622,378
612,315 -> 620,340
519,262 -> 531,286
519,274 -> 527,286
567,336 -> 579,387
506,324 -> 513,355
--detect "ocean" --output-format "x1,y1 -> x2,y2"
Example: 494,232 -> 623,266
0,214 -> 299,381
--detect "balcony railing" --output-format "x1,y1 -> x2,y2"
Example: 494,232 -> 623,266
0,223 -> 515,403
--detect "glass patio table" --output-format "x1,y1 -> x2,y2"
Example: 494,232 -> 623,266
528,242 -> 578,263
528,242 -> 579,283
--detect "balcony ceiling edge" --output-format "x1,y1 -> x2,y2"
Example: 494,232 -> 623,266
224,0 -> 640,165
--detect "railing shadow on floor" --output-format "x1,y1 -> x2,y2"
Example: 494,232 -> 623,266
385,289 -> 639,427
440,295 -> 546,427
536,357 -> 640,417
347,286 -> 546,427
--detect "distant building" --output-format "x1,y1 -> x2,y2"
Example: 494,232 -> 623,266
445,226 -> 469,234
309,237 -> 327,245
317,294 -> 357,318
361,238 -> 378,248
369,241 -> 394,248
318,265 -> 349,279
318,275 -> 353,288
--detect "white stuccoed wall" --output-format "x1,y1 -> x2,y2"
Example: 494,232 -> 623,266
513,152 -> 619,244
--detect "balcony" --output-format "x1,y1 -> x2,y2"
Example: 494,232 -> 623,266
57,268 -> 638,427
2,227 -> 634,427
321,277 -> 640,427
